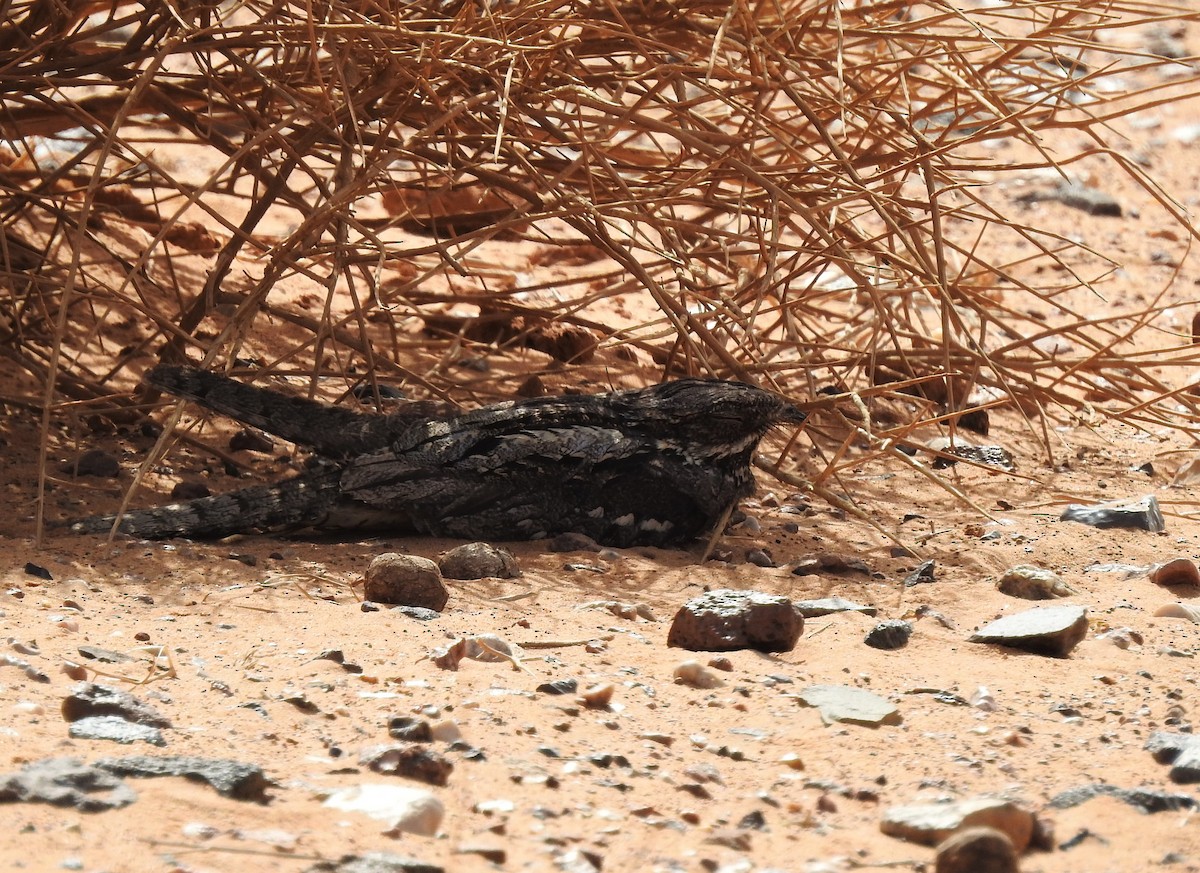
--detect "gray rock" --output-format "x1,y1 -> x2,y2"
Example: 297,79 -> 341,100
0,757 -> 137,811
667,589 -> 804,653
305,853 -> 444,873
61,682 -> 171,728
1145,731 -> 1200,783
68,716 -> 165,746
904,560 -> 936,587
997,565 -> 1077,600
864,620 -> 913,650
94,755 -> 269,801
793,596 -> 877,617
881,797 -> 1034,851
969,605 -> 1089,657
935,826 -> 1018,873
929,442 -> 1016,472
795,684 -> 901,727
359,744 -> 453,787
1016,181 -> 1123,216
746,548 -> 776,568
0,653 -> 49,683
1060,494 -> 1165,532
535,679 -> 578,695
364,553 -> 448,611
1048,783 -> 1195,812
390,606 -> 441,621
438,543 -> 521,580
77,645 -> 135,665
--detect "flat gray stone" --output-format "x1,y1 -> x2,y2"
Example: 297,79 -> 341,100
1060,494 -> 1165,532
1048,782 -> 1195,812
881,797 -> 1034,851
68,716 -> 165,746
793,597 -> 878,617
795,684 -> 901,727
94,755 -> 268,801
969,605 -> 1088,657
305,853 -> 444,873
0,757 -> 136,811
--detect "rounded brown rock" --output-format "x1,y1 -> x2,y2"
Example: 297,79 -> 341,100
935,826 -> 1018,873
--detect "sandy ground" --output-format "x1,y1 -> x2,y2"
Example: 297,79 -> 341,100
8,9 -> 1200,873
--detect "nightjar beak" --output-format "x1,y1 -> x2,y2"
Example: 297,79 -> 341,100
777,403 -> 808,427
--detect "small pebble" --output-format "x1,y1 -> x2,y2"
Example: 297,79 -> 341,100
779,752 -> 805,770
674,660 -> 723,689
578,683 -> 615,708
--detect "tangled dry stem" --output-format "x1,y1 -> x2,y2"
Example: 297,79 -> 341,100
3,0 -> 1200,532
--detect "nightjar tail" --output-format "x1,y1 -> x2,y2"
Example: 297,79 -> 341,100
146,365 -> 439,458
69,467 -> 343,540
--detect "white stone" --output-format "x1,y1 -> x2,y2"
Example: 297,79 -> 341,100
323,784 -> 444,836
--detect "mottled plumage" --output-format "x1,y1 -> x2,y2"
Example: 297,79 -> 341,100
72,366 -> 806,546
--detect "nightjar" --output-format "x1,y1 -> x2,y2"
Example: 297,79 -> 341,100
71,366 -> 806,547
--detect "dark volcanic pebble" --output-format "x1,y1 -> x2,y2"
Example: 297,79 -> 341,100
360,744 -> 454,787
388,717 -> 434,743
171,480 -> 211,500
64,449 -> 121,478
229,428 -> 275,453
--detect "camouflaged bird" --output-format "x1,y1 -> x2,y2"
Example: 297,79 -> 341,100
71,365 -> 807,547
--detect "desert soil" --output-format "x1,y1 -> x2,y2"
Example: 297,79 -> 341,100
7,14 -> 1200,873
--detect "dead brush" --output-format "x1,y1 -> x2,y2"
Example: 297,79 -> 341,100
2,0 -> 1200,538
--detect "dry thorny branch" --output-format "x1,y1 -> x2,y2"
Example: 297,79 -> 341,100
1,0 -> 1200,533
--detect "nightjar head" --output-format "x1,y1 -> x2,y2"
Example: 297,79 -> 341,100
629,379 -> 807,457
